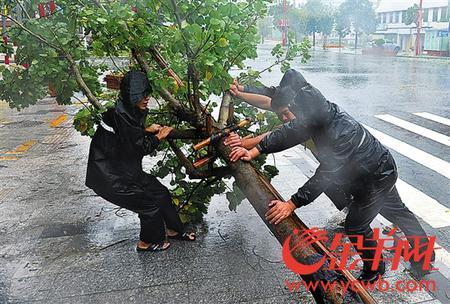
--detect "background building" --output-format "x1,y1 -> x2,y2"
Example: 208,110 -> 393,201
374,0 -> 449,56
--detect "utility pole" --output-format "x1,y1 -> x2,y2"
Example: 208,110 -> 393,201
281,0 -> 288,46
2,3 -> 9,65
415,0 -> 423,55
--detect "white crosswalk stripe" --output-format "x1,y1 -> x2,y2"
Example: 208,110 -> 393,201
298,150 -> 450,229
368,114 -> 450,275
291,113 -> 450,273
396,179 -> 450,229
413,112 -> 450,127
297,148 -> 450,274
375,214 -> 450,280
363,125 -> 450,179
375,114 -> 450,147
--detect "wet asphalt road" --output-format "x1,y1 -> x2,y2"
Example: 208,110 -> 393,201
246,45 -> 450,257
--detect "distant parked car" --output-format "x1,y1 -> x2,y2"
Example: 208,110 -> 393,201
362,40 -> 401,56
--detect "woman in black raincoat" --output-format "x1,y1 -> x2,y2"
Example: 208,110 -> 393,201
86,70 -> 195,252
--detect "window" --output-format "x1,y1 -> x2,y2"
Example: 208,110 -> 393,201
386,12 -> 391,23
432,8 -> 438,22
393,11 -> 398,23
423,9 -> 429,22
441,7 -> 448,22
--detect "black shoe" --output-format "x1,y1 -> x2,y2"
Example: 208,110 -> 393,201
358,262 -> 386,284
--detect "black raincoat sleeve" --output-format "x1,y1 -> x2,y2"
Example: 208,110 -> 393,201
290,122 -> 364,208
290,165 -> 331,207
113,112 -> 160,156
256,118 -> 310,154
243,85 -> 278,98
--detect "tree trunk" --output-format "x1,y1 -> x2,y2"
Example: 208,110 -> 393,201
339,35 -> 342,50
215,143 -> 370,304
354,31 -> 358,50
136,53 -> 376,304
313,31 -> 316,47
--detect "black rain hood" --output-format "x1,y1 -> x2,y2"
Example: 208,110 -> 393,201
272,69 -> 309,110
271,69 -> 334,128
279,69 -> 308,91
116,70 -> 152,126
289,81 -> 335,128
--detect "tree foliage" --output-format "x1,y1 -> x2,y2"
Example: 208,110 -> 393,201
257,16 -> 272,43
338,0 -> 377,47
404,4 -> 419,26
0,0 -> 310,222
270,0 -> 333,44
334,7 -> 351,46
304,0 -> 333,36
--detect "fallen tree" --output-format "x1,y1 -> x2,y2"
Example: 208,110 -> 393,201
0,1 -> 375,302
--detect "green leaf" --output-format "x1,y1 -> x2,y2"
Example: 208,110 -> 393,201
226,183 -> 246,211
218,38 -> 229,48
97,17 -> 108,24
210,18 -> 221,26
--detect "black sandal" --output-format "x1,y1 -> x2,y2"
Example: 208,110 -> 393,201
168,232 -> 196,241
136,242 -> 171,252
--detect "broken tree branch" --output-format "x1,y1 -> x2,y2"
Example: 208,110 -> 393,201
64,52 -> 102,109
218,91 -> 232,128
168,140 -> 231,179
148,47 -> 183,87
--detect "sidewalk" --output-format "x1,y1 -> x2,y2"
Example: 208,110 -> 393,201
0,99 -> 444,303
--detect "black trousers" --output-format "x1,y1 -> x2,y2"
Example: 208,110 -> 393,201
96,175 -> 184,244
344,154 -> 429,270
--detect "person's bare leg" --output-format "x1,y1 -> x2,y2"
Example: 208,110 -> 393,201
166,229 -> 178,237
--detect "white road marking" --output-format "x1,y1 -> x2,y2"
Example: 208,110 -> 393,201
292,138 -> 450,276
413,112 -> 450,127
375,114 -> 450,147
297,148 -> 450,228
375,214 -> 450,280
363,125 -> 450,179
395,179 -> 450,229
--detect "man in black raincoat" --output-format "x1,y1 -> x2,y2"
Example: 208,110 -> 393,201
229,70 -> 433,282
228,69 -> 351,213
86,70 -> 194,252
